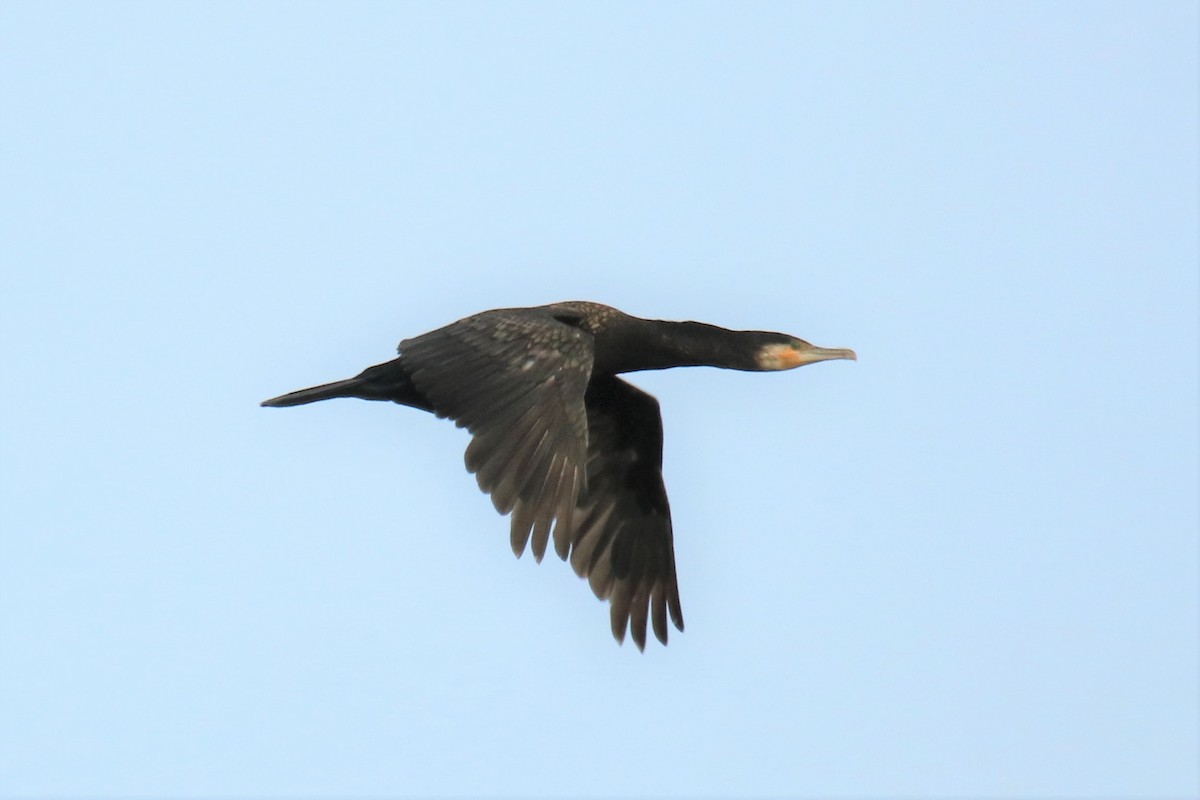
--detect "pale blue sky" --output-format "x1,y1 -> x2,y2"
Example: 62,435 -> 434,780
1,2 -> 1197,797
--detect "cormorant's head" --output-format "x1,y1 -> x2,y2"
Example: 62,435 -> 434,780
754,336 -> 857,371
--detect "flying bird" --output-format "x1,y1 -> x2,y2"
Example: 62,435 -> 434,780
262,301 -> 855,649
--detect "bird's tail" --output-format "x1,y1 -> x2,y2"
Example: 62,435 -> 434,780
260,378 -> 368,407
261,358 -> 434,411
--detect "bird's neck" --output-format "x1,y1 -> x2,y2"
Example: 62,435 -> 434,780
602,318 -> 762,373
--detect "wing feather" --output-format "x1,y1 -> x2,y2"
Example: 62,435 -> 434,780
570,376 -> 685,650
400,308 -> 593,560
401,311 -> 685,649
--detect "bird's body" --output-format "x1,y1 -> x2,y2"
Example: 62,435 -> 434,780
263,301 -> 855,649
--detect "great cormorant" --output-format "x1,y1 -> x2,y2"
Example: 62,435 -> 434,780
262,301 -> 855,649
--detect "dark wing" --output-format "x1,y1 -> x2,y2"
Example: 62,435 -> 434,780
400,309 -> 593,562
570,376 -> 684,650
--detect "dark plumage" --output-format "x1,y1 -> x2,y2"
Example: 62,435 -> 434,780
262,301 -> 855,649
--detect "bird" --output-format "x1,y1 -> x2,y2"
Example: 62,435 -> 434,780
262,301 -> 855,649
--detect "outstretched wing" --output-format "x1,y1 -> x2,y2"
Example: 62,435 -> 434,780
399,308 -> 593,562
570,376 -> 684,650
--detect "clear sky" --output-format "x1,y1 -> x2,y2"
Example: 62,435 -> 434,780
1,2 -> 1196,797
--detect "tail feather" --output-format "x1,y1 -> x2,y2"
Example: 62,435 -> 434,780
261,358 -> 434,411
261,378 -> 366,407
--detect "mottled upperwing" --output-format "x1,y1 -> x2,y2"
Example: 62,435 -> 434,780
571,375 -> 685,649
399,308 -> 593,563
